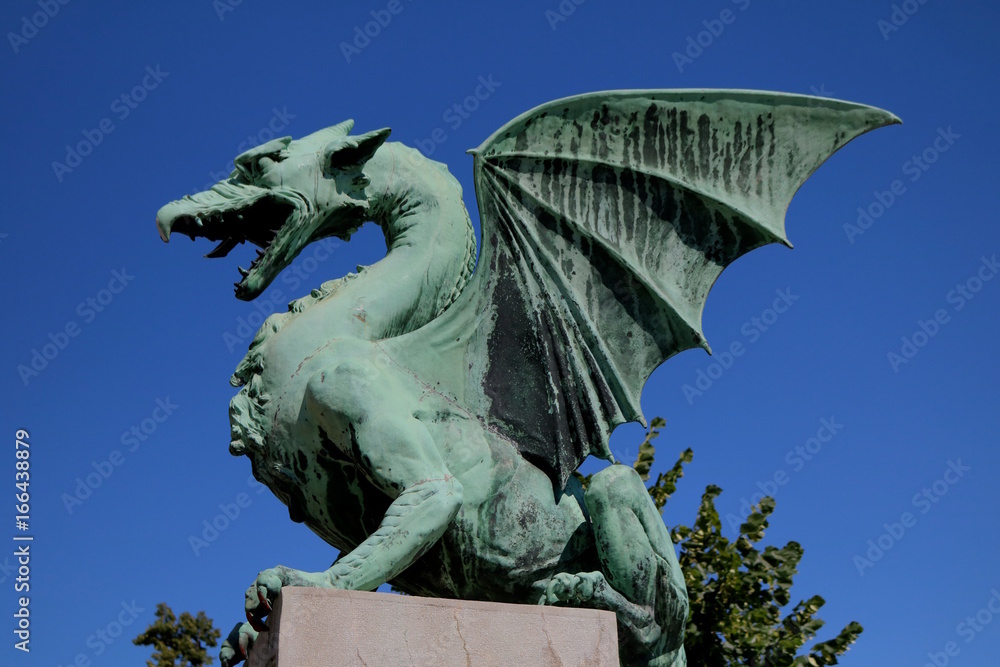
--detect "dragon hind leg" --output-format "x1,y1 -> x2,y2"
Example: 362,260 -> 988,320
542,465 -> 688,666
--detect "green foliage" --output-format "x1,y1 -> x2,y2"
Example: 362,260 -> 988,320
637,419 -> 863,665
133,603 -> 221,667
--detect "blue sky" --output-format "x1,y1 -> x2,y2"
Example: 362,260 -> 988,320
2,1 -> 998,664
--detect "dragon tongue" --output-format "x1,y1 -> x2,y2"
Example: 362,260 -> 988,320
205,237 -> 239,258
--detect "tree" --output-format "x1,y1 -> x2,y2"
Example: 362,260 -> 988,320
133,603 -> 222,667
577,418 -> 863,665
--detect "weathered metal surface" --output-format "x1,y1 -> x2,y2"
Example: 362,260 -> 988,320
156,89 -> 897,667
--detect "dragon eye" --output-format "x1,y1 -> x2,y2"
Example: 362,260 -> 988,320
234,160 -> 255,180
233,142 -> 288,181
234,154 -> 261,181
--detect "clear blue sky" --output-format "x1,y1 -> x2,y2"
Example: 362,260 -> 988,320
2,1 -> 998,664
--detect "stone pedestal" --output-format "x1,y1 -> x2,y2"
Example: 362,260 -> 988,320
246,587 -> 620,666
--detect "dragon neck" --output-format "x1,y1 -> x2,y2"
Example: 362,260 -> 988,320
229,143 -> 477,429
361,142 -> 477,323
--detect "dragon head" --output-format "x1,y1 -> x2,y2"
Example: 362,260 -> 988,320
156,120 -> 390,300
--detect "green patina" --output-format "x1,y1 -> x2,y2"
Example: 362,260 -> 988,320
156,90 -> 897,667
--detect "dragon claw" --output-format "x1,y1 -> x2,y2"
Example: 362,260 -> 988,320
542,572 -> 603,605
246,609 -> 268,633
220,621 -> 258,667
258,587 -> 272,612
239,565 -> 334,640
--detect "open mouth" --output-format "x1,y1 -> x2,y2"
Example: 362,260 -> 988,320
156,182 -> 308,300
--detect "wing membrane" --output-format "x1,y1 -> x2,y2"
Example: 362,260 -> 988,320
450,90 -> 897,487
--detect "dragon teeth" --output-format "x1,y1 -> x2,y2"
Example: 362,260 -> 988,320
205,236 -> 238,258
238,266 -> 249,277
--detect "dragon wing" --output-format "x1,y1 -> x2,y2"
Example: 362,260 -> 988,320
408,90 -> 898,489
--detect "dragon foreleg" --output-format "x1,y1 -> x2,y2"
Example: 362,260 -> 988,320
327,477 -> 463,591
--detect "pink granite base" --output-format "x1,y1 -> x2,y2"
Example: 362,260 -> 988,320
246,587 -> 620,666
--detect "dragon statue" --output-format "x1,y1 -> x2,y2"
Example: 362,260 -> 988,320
156,90 -> 897,666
